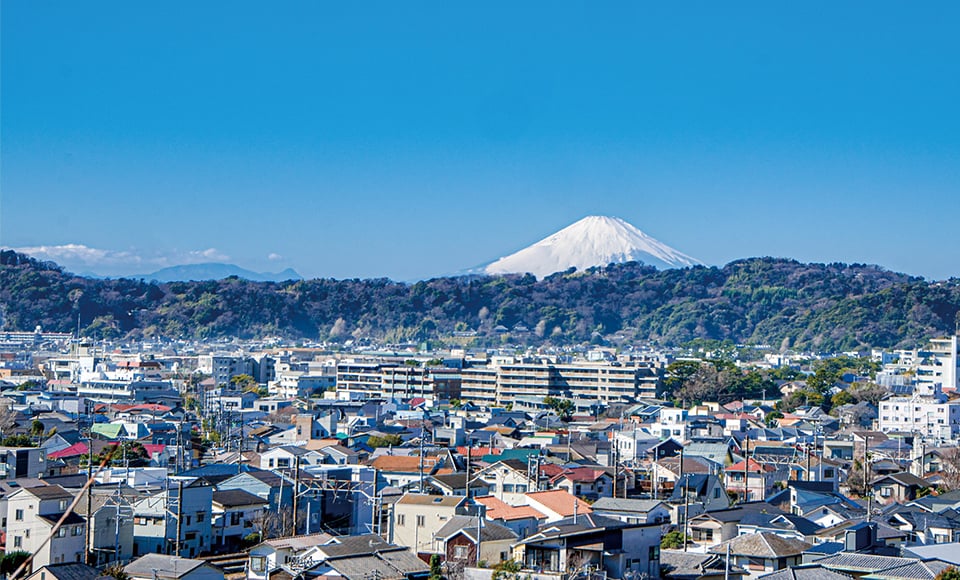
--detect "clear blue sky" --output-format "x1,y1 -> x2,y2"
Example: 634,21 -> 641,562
3,2 -> 959,280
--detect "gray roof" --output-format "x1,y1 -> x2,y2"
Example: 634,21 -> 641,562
709,533 -> 810,558
124,555 -> 209,580
759,565 -> 854,580
322,555 -> 403,580
591,498 -> 665,514
21,484 -> 74,500
318,534 -> 395,558
862,560 -> 953,580
212,489 -> 268,508
435,515 -> 518,543
660,551 -> 745,579
31,563 -> 100,580
811,554 -> 919,574
902,543 -> 960,566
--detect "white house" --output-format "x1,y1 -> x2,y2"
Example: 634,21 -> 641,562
6,485 -> 85,568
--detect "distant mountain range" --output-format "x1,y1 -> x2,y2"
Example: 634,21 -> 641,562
126,263 -> 302,283
479,216 -> 701,278
1,247 -> 957,352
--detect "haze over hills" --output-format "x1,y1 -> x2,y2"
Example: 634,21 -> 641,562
130,263 -> 302,283
481,216 -> 702,279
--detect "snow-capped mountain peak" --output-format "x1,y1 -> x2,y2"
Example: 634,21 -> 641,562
482,215 -> 701,279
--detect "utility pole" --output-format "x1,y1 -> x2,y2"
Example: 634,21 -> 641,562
612,443 -> 618,499
683,477 -> 690,552
292,456 -> 301,535
84,437 -> 93,565
418,425 -> 425,493
175,480 -> 184,556
743,436 -> 750,503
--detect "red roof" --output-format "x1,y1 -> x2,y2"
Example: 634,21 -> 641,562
142,444 -> 166,456
726,458 -> 775,473
127,404 -> 171,413
456,446 -> 501,458
48,442 -> 89,459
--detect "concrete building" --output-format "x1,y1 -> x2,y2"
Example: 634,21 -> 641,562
878,397 -> 960,439
460,358 -> 661,408
198,354 -> 254,388
7,485 -> 85,567
131,477 -> 213,559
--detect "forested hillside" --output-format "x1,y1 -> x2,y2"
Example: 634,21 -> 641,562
2,250 -> 958,351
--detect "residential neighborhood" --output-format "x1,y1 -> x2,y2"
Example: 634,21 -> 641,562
0,330 -> 959,580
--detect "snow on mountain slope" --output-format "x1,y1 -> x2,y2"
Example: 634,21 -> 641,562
483,216 -> 701,279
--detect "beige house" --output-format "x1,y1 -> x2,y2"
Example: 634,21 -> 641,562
390,493 -> 470,555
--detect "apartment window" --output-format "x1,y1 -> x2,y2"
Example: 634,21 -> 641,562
15,509 -> 23,521
25,529 -> 30,538
416,515 -> 425,527
397,514 -> 406,526
13,536 -> 21,548
185,516 -> 192,525
197,512 -> 206,523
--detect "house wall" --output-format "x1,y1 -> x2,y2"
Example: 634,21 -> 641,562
393,502 -> 460,554
6,491 -> 85,568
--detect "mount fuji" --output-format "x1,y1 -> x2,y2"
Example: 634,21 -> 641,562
479,216 -> 702,279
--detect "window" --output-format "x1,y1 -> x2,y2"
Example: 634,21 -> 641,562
197,512 -> 206,523
57,527 -> 67,537
231,512 -> 241,526
25,530 -> 30,538
13,536 -> 21,548
398,514 -> 406,526
73,525 -> 83,536
59,499 -> 68,511
250,556 -> 266,573
185,516 -> 192,525
416,515 -> 425,527
15,509 -> 23,521
454,545 -> 469,559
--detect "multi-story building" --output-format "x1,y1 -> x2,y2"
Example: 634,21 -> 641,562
878,396 -> 960,439
131,477 -> 213,559
336,360 -> 461,401
460,358 -> 661,408
198,354 -> 254,388
916,336 -> 960,395
7,485 -> 85,567
0,446 -> 50,479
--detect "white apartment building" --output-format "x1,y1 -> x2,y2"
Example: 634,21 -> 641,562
916,336 -> 960,395
198,354 -> 254,388
7,485 -> 85,567
878,396 -> 960,439
460,358 -> 661,408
